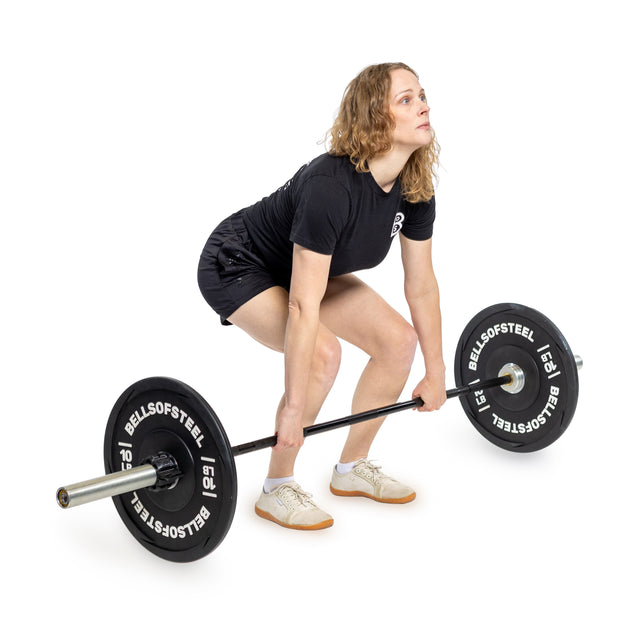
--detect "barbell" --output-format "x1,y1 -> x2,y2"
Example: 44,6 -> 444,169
56,302 -> 582,562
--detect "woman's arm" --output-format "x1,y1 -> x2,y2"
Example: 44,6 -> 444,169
275,243 -> 332,450
399,234 -> 447,411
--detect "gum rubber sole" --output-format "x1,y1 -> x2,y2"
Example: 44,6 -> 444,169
254,505 -> 334,530
329,485 -> 416,504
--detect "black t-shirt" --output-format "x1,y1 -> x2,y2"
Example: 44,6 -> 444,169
240,153 -> 435,280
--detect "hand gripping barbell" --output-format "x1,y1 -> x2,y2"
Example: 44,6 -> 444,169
56,303 -> 583,562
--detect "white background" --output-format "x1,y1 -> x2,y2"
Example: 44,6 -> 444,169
2,1 -> 638,638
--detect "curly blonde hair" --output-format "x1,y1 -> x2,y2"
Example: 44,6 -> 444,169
327,62 -> 440,203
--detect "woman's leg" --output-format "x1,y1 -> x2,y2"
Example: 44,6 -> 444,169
227,286 -> 342,478
319,275 -> 418,463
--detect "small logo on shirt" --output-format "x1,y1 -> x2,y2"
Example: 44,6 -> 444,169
390,212 -> 404,237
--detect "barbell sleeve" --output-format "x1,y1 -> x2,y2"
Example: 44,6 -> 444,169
57,464 -> 158,509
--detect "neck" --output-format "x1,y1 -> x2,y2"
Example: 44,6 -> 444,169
368,146 -> 414,193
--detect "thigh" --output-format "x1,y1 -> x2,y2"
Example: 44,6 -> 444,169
228,285 -> 341,357
227,286 -> 290,352
320,274 -> 413,355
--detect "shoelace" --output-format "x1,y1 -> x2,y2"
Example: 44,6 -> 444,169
355,459 -> 390,485
278,483 -> 315,508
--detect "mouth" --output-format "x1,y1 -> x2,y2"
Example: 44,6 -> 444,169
417,122 -> 430,130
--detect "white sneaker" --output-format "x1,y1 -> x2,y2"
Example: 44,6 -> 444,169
255,481 -> 334,530
330,459 -> 416,504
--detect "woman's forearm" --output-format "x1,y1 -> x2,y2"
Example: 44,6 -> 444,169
407,285 -> 445,376
282,303 -> 319,415
281,245 -> 332,419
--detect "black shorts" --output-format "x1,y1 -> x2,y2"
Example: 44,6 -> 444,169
197,212 -> 289,324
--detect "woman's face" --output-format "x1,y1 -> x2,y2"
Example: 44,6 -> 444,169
388,68 -> 432,151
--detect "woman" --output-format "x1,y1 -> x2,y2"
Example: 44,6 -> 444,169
198,62 -> 447,531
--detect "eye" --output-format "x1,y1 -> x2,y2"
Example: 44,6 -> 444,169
401,97 -> 410,104
419,94 -> 427,103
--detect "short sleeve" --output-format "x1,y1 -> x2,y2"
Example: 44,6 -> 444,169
289,176 -> 350,255
400,196 -> 436,241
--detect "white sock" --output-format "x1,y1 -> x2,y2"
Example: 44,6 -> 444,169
263,476 -> 294,493
336,461 -> 356,475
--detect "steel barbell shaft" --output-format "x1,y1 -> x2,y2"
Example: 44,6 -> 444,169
58,357 -> 584,508
230,374 -> 512,456
56,374 -> 511,508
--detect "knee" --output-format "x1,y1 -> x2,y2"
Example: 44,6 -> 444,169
380,321 -> 418,374
312,333 -> 342,390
